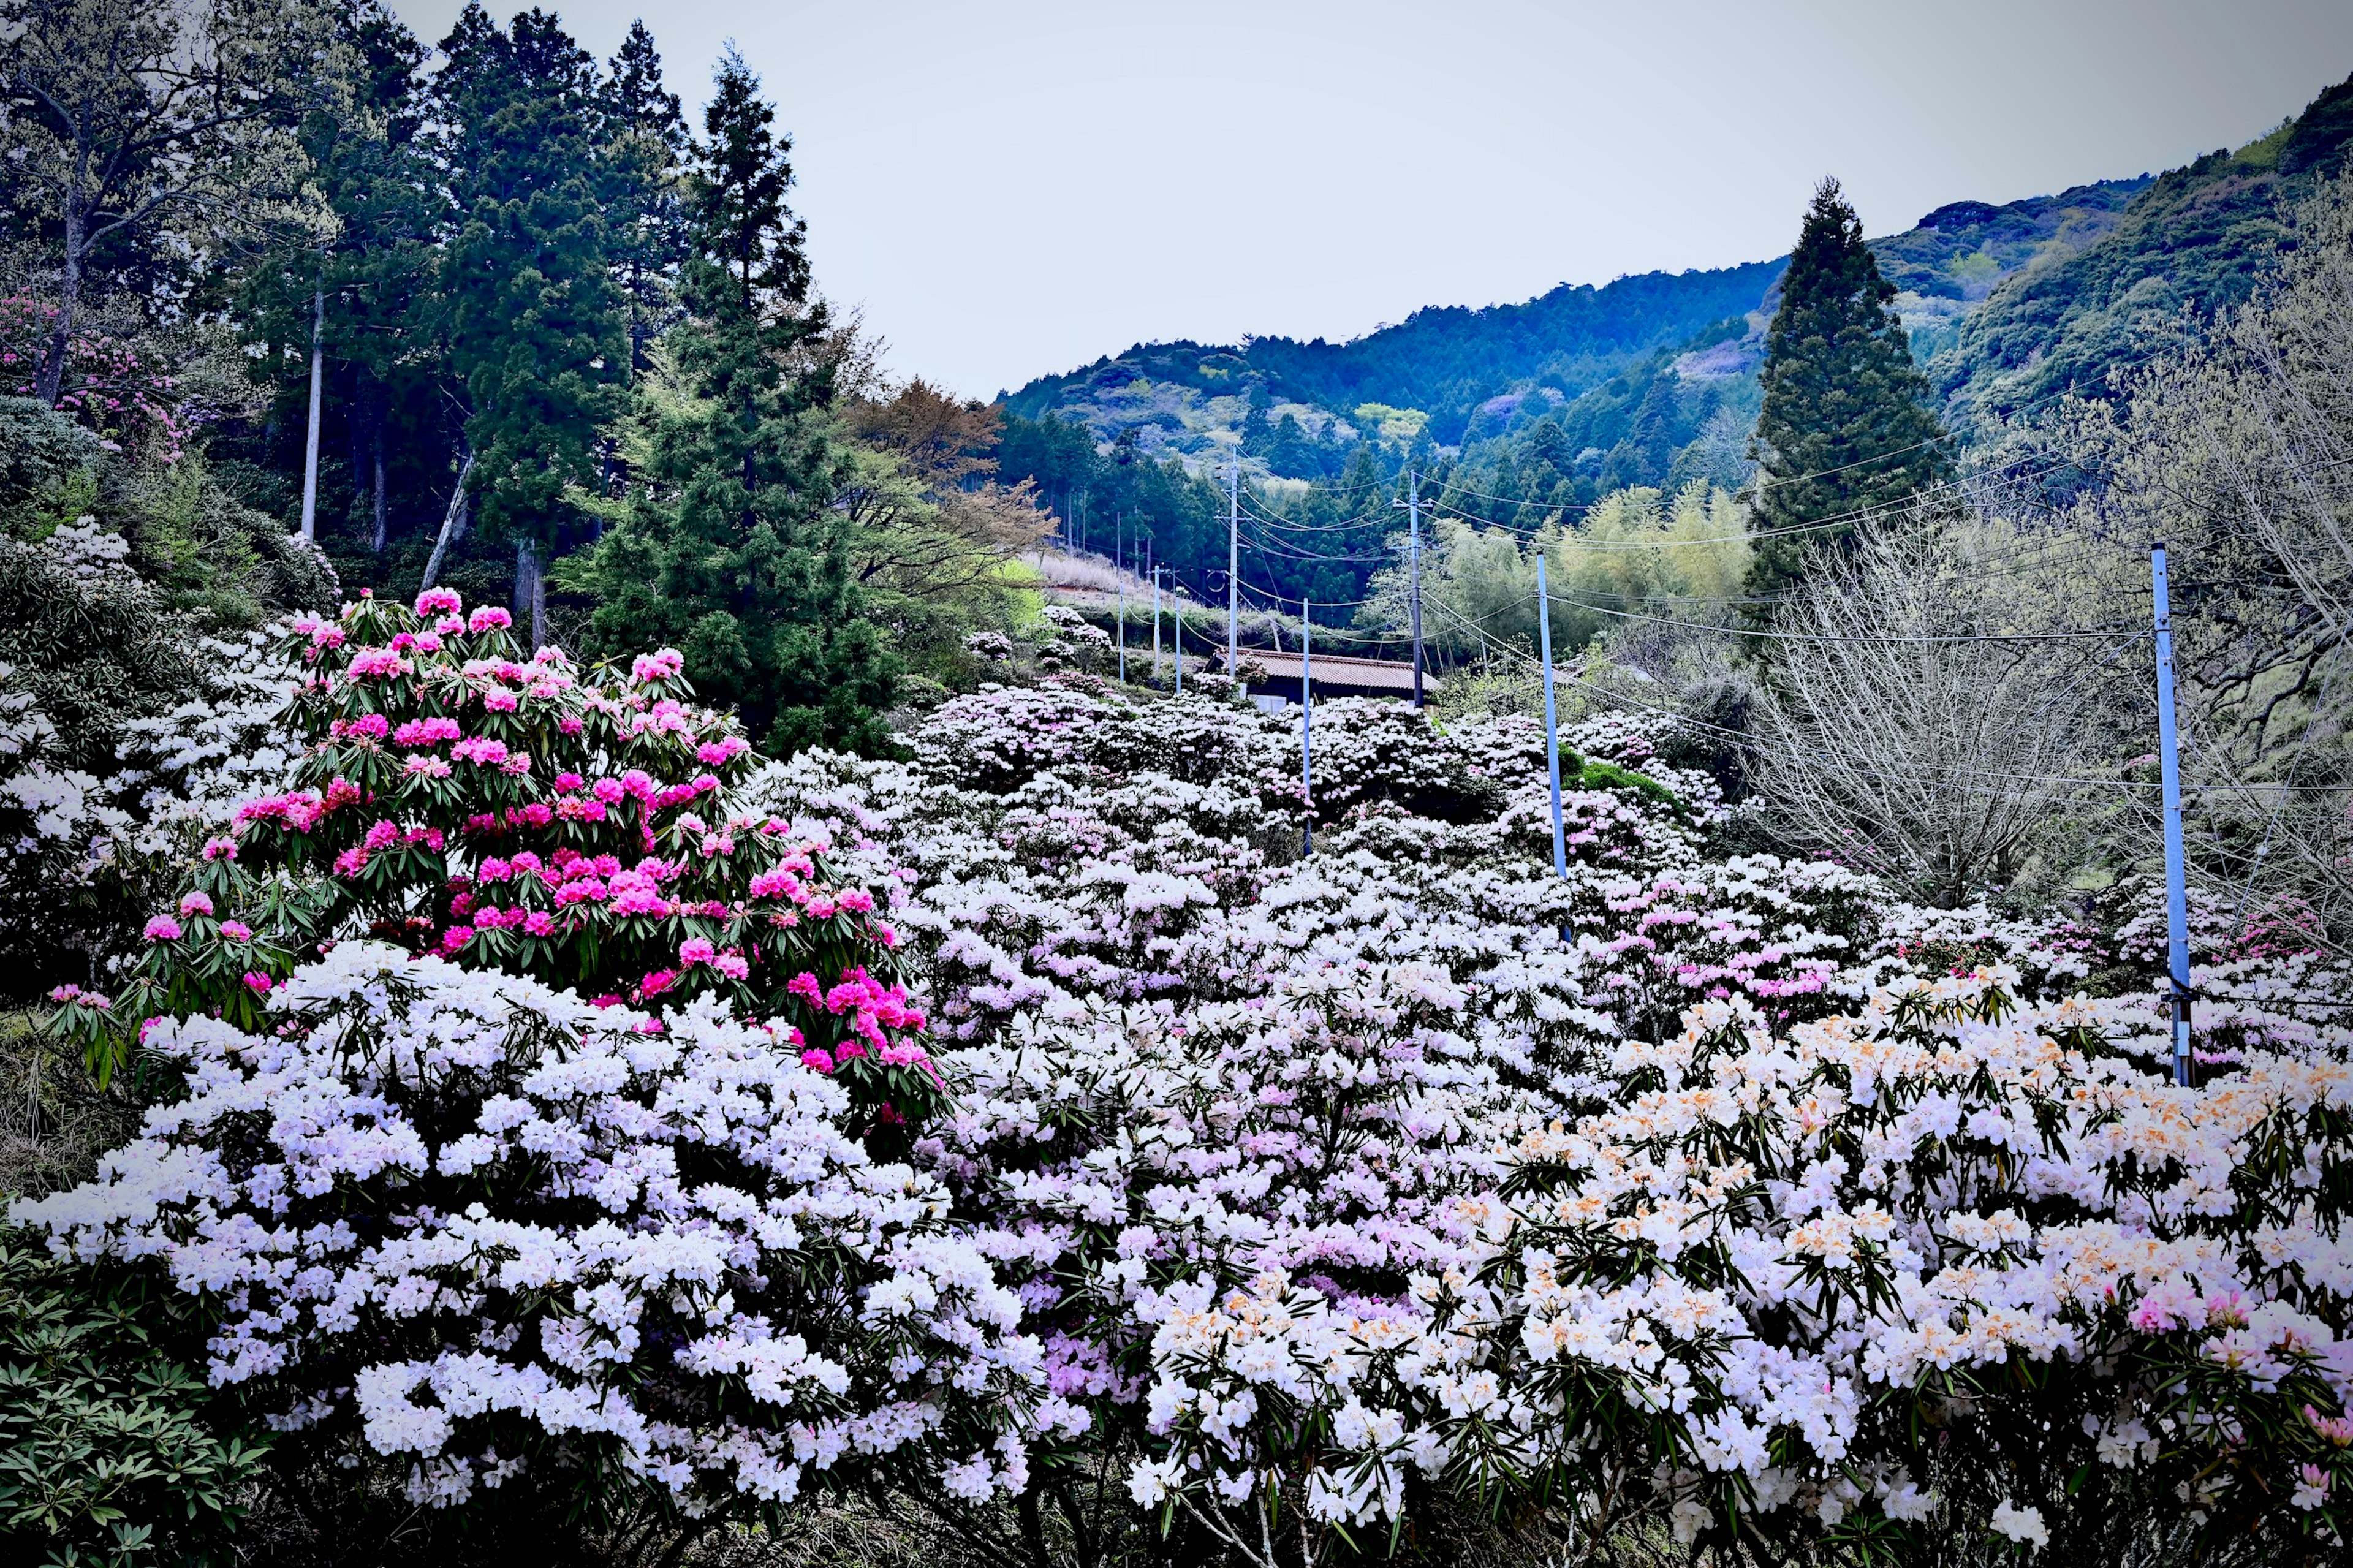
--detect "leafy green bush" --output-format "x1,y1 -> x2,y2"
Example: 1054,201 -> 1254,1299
0,1232 -> 267,1568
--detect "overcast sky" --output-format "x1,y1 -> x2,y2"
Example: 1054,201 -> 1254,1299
391,0 -> 2353,401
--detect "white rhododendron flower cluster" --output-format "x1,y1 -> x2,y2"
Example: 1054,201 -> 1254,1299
20,631 -> 2353,1560
17,944 -> 1046,1512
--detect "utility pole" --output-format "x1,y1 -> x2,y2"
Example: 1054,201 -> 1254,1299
1153,569 -> 1163,689
300,286 -> 325,542
1301,596 -> 1313,857
1537,555 -> 1567,885
1117,585 -> 1127,684
1394,470 -> 1425,707
1227,462 -> 1240,682
2153,543 -> 2193,1088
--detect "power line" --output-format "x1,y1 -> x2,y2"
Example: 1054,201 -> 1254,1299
1423,597 -> 2165,793
1537,590 -> 2154,646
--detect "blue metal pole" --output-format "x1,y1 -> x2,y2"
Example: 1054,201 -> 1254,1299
2153,543 -> 2193,1088
1302,597 -> 1313,857
1537,555 -> 1568,884
1118,585 -> 1126,684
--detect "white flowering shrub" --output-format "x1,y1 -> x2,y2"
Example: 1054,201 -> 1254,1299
741,687 -> 2353,1562
15,944 -> 1046,1533
21,612 -> 2353,1564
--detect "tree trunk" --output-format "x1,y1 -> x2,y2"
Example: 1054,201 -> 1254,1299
298,289 -> 324,542
420,447 -> 476,590
370,412 -> 388,554
514,536 -> 545,651
34,197 -> 85,407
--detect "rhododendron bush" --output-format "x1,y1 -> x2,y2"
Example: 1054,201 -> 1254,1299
19,945 -> 1042,1518
16,635 -> 2353,1564
50,588 -> 942,1137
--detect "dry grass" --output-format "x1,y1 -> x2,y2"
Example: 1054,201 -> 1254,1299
0,1009 -> 138,1202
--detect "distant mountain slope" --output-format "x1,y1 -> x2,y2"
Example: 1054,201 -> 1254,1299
1001,68 -> 2353,483
1001,177 -> 2148,473
1001,264 -> 1779,459
1931,71 -> 2353,431
1236,260 -> 1786,441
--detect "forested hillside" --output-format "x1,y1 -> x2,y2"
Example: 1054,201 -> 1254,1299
1933,70 -> 2353,428
1001,176 -> 2150,480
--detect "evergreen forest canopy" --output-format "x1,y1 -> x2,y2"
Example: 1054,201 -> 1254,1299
9,5 -> 2353,1567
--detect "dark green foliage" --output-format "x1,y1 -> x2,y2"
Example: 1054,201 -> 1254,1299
1745,178 -> 1950,600
564,48 -> 895,756
435,5 -> 627,573
0,526 -> 188,773
1933,71 -> 2353,431
0,396 -> 101,526
0,1232 -> 268,1568
603,19 -> 691,376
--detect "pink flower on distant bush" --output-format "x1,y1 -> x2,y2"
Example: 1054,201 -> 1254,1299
631,648 -> 686,683
394,716 -> 462,748
202,836 -> 238,861
414,588 -> 462,616
221,920 -> 253,942
346,647 -> 411,679
679,937 -> 717,966
468,607 -> 512,633
143,916 -> 182,942
178,891 -> 214,917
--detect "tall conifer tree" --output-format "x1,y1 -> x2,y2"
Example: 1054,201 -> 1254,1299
435,4 -> 626,645
567,47 -> 897,756
1745,178 -> 1949,602
602,19 -> 689,378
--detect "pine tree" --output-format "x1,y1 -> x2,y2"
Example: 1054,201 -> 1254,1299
565,47 -> 898,757
1745,178 -> 1949,602
434,4 -> 626,646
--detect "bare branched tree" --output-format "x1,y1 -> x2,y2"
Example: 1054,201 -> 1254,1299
2076,170 -> 2353,948
1751,512 -> 2143,907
